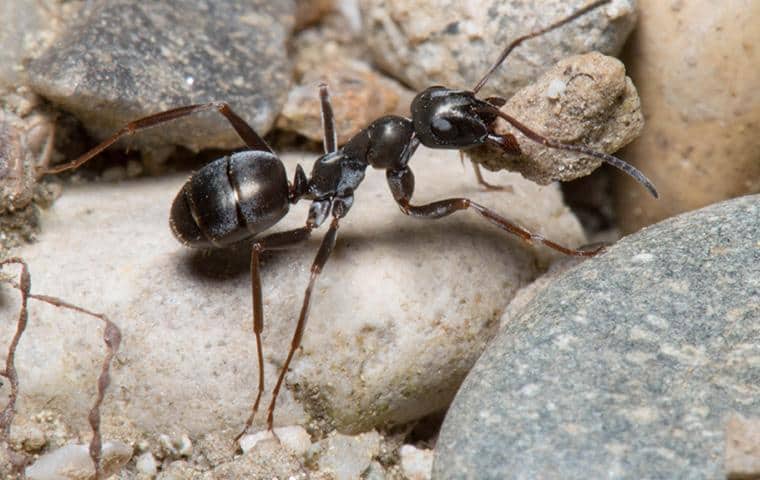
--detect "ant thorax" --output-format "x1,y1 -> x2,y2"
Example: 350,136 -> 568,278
307,150 -> 368,200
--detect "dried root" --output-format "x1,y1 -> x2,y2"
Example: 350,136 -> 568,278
0,257 -> 121,479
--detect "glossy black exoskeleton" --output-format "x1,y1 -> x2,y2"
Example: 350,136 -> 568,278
408,0 -> 659,198
44,0 -> 657,441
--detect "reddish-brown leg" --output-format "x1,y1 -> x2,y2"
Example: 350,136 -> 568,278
319,83 -> 338,154
265,216 -> 341,430
45,102 -> 272,174
387,168 -> 603,257
473,0 -> 611,93
0,258 -> 121,480
234,225 -> 315,442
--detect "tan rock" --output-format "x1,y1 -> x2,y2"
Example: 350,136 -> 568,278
278,60 -> 414,145
468,52 -> 644,186
725,415 -> 760,479
614,0 -> 760,233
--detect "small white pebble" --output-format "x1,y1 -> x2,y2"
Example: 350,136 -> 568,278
136,452 -> 158,477
546,78 -> 567,100
239,426 -> 311,456
239,430 -> 275,453
273,426 -> 312,457
400,444 -> 434,480
26,441 -> 132,480
177,434 -> 193,458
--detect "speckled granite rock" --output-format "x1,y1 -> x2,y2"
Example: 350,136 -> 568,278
0,149 -> 586,439
433,195 -> 760,479
27,0 -> 295,164
360,0 -> 636,98
468,52 -> 643,185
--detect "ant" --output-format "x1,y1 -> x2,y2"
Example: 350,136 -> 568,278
43,0 -> 656,441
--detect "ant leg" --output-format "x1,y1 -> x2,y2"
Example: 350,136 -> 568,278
462,151 -> 512,192
45,102 -> 272,174
235,225 -> 315,442
319,83 -> 338,154
265,216 -> 341,430
473,0 -> 611,93
485,108 -> 659,198
472,162 -> 509,191
0,258 -> 121,480
387,168 -> 603,257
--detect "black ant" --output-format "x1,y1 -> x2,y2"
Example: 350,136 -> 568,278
43,0 -> 656,440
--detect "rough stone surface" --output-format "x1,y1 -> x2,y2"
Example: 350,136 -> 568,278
278,60 -> 414,145
615,0 -> 760,233
0,149 -> 585,440
27,1 -> 295,164
360,0 -> 636,99
25,441 -> 132,480
202,438 -> 308,480
0,1 -> 76,88
400,444 -> 433,480
0,105 -> 61,249
433,195 -> 760,479
468,52 -> 644,185
312,430 -> 381,480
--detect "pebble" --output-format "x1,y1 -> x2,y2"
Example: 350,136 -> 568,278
400,444 -> 434,480
25,441 -> 132,480
240,425 -> 311,457
468,52 -> 644,185
725,415 -> 760,479
0,148 -> 585,437
27,0 -> 295,165
433,195 -> 760,479
360,0 -> 636,98
313,430 -> 381,480
135,452 -> 158,477
614,0 -> 760,233
278,59 -> 413,145
9,424 -> 47,453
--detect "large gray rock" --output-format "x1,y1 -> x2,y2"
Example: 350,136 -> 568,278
360,0 -> 636,98
0,148 -> 586,440
433,195 -> 760,479
27,0 -> 294,161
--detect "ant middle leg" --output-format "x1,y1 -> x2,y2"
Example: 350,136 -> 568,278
387,167 -> 603,257
45,102 -> 272,174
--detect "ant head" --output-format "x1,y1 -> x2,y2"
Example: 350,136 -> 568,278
343,115 -> 416,171
411,86 -> 490,149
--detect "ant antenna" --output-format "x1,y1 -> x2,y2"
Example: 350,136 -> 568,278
487,108 -> 659,198
472,0 -> 611,94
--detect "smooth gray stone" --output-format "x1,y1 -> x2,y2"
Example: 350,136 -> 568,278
27,0 -> 294,155
433,195 -> 760,480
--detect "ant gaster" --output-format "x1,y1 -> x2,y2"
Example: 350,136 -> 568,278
45,0 -> 657,439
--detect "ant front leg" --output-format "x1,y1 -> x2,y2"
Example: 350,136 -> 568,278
45,102 -> 272,174
386,168 -> 603,257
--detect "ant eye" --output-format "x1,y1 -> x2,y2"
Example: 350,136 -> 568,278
431,117 -> 459,141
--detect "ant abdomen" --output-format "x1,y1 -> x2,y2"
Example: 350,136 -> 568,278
170,151 -> 290,248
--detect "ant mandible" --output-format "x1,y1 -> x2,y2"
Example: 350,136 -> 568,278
44,0 -> 656,439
